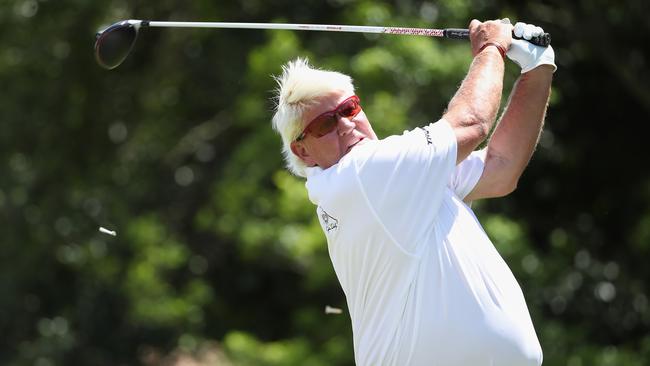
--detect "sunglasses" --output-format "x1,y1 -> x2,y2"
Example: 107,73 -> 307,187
296,95 -> 362,141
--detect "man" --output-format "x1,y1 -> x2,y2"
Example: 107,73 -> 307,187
271,18 -> 555,366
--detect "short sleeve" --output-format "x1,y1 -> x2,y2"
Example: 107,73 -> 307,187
448,148 -> 487,200
353,119 -> 457,255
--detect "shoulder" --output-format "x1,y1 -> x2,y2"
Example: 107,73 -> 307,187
352,120 -> 456,169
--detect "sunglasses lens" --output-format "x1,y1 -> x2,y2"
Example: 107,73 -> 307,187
311,115 -> 338,137
298,96 -> 361,140
340,99 -> 361,118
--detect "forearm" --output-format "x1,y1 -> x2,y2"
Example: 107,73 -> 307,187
486,66 -> 554,185
444,47 -> 505,162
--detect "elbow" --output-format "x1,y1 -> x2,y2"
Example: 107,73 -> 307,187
463,112 -> 491,147
484,152 -> 521,197
471,117 -> 490,142
500,179 -> 519,197
462,101 -> 496,138
463,104 -> 494,139
445,109 -> 491,145
492,177 -> 519,197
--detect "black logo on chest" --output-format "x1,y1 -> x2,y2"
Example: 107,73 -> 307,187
318,207 -> 339,233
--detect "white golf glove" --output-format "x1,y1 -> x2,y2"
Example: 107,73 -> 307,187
506,22 -> 557,73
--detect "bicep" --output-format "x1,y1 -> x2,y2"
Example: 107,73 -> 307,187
453,124 -> 485,165
448,114 -> 489,165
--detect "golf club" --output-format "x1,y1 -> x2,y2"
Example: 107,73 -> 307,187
94,19 -> 552,70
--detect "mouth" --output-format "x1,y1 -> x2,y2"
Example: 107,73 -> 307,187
346,138 -> 365,153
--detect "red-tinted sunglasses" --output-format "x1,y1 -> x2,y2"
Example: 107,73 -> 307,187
296,95 -> 362,141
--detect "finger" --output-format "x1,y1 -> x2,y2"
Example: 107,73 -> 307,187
501,18 -> 511,24
523,24 -> 534,40
468,19 -> 483,35
513,22 -> 525,38
469,19 -> 481,29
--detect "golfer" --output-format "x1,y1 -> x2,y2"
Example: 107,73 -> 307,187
271,18 -> 555,366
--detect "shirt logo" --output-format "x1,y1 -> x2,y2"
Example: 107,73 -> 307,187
318,207 -> 339,233
422,127 -> 433,145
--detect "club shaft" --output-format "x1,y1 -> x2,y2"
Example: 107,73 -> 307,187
142,20 -> 452,38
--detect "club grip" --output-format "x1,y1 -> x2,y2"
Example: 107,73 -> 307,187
443,28 -> 469,39
443,28 -> 551,47
514,32 -> 551,47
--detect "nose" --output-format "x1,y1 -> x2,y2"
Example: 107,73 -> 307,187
336,116 -> 356,136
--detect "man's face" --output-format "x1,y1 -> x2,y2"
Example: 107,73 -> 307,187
290,90 -> 378,170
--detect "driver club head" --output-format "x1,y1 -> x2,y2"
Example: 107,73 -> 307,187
94,20 -> 140,70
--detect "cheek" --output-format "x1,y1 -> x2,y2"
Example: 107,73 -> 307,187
357,119 -> 376,137
304,136 -> 344,169
308,135 -> 341,156
356,113 -> 372,130
324,135 -> 345,154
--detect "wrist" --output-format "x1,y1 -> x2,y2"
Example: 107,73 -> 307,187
520,64 -> 555,81
478,42 -> 507,59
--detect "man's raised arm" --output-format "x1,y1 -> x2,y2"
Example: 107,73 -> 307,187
466,22 -> 556,201
442,19 -> 513,164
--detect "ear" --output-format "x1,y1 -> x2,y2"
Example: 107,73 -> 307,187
290,140 -> 316,167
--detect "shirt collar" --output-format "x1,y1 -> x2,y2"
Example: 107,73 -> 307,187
305,166 -> 324,178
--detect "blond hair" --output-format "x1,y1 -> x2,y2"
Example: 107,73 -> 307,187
271,58 -> 355,177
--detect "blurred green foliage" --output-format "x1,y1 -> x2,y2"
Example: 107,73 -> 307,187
1,0 -> 649,365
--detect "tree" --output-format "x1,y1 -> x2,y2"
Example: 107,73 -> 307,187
1,0 -> 648,365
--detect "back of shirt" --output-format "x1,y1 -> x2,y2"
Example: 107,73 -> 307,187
306,120 -> 542,366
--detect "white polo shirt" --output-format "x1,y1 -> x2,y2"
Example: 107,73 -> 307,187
305,120 -> 542,366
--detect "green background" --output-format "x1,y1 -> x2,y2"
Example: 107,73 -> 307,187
2,0 -> 649,364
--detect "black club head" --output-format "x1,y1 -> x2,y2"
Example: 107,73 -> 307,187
94,21 -> 139,70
